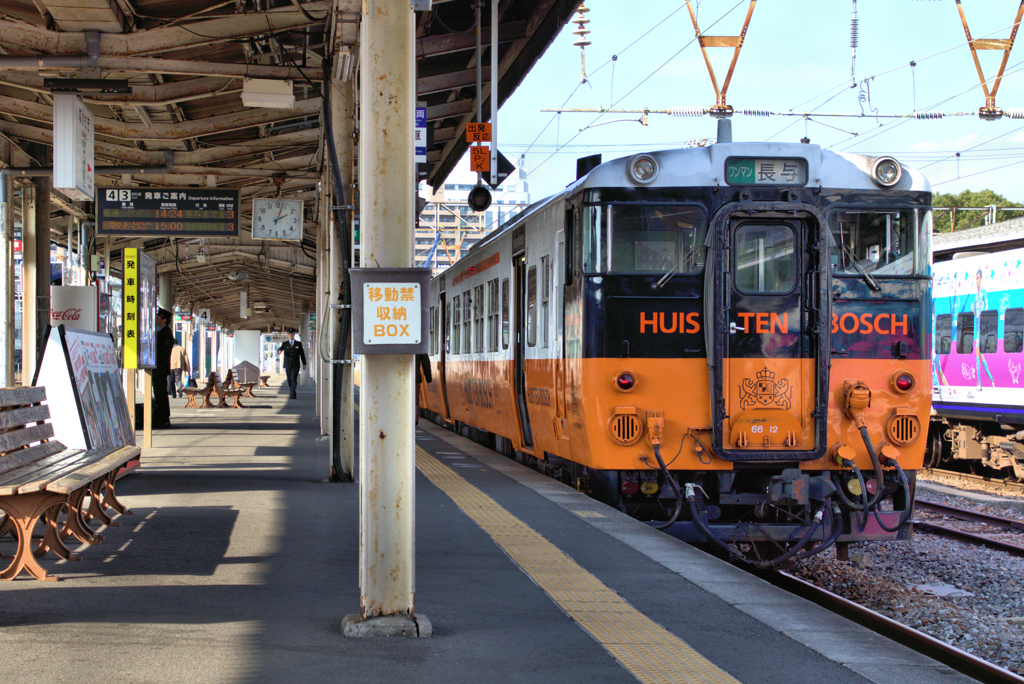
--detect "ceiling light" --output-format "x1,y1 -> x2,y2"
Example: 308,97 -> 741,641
241,79 -> 295,109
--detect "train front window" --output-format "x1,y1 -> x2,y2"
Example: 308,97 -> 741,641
829,208 -> 925,276
734,224 -> 796,294
584,204 -> 706,274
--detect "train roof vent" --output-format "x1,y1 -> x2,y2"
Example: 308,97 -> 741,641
577,154 -> 602,180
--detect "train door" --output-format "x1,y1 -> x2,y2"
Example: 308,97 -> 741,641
514,251 -> 534,448
709,208 -> 829,460
438,289 -> 453,423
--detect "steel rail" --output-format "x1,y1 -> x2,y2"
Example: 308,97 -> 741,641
916,498 -> 1024,531
923,468 -> 1024,496
764,570 -> 1024,684
914,520 -> 1024,557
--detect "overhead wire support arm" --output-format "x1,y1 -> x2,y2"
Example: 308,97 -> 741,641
685,0 -> 757,117
955,0 -> 1024,120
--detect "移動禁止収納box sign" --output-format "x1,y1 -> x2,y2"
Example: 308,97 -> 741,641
350,268 -> 430,355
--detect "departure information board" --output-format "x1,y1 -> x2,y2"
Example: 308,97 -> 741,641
97,187 -> 240,237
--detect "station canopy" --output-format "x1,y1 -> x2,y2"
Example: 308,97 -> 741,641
0,0 -> 576,331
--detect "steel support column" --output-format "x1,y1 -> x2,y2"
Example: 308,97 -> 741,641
34,177 -> 50,367
356,0 -> 417,621
22,183 -> 36,380
330,73 -> 356,480
0,141 -> 12,386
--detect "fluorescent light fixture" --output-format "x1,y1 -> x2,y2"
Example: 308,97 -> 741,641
241,79 -> 295,109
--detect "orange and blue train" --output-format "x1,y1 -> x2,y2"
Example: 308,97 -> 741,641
420,126 -> 931,566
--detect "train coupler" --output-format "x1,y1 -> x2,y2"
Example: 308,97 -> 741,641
769,468 -> 836,506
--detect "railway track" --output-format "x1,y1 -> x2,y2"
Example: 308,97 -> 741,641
922,468 -> 1024,497
762,570 -> 1024,684
915,498 -> 1024,557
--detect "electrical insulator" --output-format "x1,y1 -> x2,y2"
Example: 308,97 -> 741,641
1004,109 -> 1024,119
669,107 -> 708,117
913,112 -> 943,120
736,108 -> 771,117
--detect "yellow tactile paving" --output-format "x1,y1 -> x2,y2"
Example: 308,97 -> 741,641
416,447 -> 741,684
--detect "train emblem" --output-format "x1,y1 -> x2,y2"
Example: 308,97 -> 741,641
740,368 -> 792,411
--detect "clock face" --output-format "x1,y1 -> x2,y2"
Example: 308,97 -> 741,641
252,198 -> 303,240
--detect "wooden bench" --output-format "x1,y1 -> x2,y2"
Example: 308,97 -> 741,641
0,387 -> 140,581
259,375 -> 270,388
214,371 -> 245,409
181,380 -> 215,409
231,379 -> 258,398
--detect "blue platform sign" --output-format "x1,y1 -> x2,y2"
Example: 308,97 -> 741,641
415,107 -> 427,164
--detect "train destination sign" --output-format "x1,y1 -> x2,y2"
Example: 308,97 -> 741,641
97,187 -> 240,237
725,157 -> 808,186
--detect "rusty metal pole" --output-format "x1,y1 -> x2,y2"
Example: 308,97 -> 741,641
343,0 -> 429,638
331,75 -> 355,480
22,182 -> 37,381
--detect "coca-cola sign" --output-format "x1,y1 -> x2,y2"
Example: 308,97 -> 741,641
52,308 -> 83,321
50,285 -> 98,331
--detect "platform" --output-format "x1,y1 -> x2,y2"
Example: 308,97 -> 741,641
0,379 -> 977,683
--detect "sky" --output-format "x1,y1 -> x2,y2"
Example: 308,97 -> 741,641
470,0 -> 1024,206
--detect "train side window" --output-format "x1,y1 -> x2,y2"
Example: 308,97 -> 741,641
463,291 -> 472,354
980,310 -> 999,354
734,224 -> 796,294
583,204 -> 604,272
936,314 -> 951,355
487,279 -> 499,351
527,265 -> 537,347
1006,308 -> 1024,354
474,284 -> 485,352
541,255 -> 550,348
956,312 -> 974,354
501,278 -> 510,350
452,295 -> 461,355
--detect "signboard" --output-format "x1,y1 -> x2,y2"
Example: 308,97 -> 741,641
34,326 -> 136,450
350,268 -> 430,354
97,187 -> 240,237
51,285 -> 99,331
415,106 -> 427,164
122,248 -> 157,369
725,158 -> 808,186
470,145 -> 490,173
53,94 -> 95,201
466,122 -> 492,142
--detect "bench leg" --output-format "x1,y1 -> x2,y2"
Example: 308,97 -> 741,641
0,492 -> 67,581
98,471 -> 133,517
62,488 -> 104,545
84,480 -> 117,528
231,396 -> 245,409
35,503 -> 82,561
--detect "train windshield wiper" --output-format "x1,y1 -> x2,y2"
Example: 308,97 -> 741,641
843,244 -> 882,292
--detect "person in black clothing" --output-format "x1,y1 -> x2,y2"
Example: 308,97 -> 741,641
153,308 -> 176,428
277,329 -> 307,399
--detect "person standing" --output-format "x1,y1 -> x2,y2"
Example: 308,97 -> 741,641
277,329 -> 307,399
153,308 -> 176,427
169,342 -> 190,398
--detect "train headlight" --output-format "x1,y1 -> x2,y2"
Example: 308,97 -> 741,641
871,157 -> 902,187
614,371 -> 637,392
628,154 -> 659,185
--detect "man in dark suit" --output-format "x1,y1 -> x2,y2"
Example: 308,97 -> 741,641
154,308 -> 176,427
277,329 -> 307,399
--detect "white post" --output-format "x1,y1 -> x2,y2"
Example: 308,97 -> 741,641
490,0 -> 498,187
345,0 -> 425,636
22,183 -> 36,382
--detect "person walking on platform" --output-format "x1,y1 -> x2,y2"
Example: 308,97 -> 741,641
415,353 -> 431,425
169,342 -> 189,398
153,308 -> 175,428
277,329 -> 307,399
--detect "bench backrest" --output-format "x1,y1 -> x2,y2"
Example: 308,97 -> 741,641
0,387 -> 67,475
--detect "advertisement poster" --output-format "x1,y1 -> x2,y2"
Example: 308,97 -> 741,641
34,325 -> 135,450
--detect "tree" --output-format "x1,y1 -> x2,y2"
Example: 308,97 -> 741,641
932,189 -> 1024,233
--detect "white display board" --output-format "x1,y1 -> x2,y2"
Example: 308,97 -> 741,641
34,326 -> 135,450
53,94 -> 95,201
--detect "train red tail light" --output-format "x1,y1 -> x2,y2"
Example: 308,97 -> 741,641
621,479 -> 640,495
890,371 -> 915,394
615,371 -> 636,392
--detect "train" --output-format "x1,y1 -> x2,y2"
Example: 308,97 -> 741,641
930,225 -> 1024,478
419,121 -> 932,567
